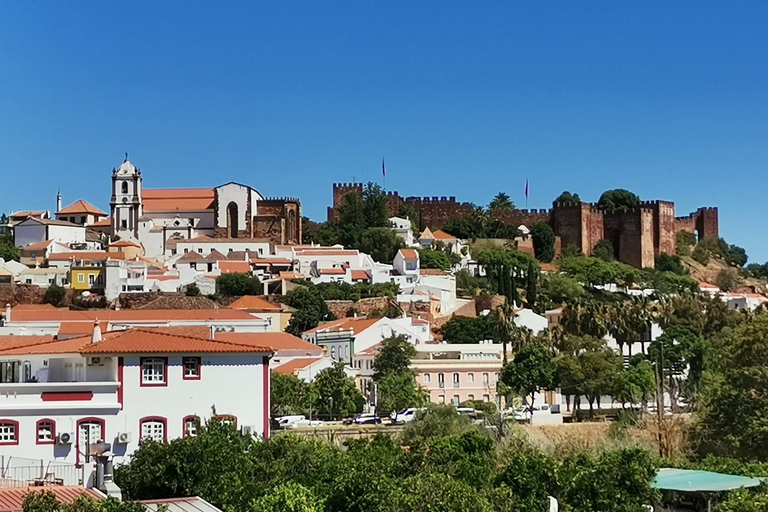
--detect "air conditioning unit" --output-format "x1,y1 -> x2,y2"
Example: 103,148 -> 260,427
117,432 -> 131,444
56,432 -> 73,444
240,425 -> 254,436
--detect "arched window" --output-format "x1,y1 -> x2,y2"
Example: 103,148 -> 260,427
183,415 -> 199,437
226,202 -> 239,238
121,182 -> 128,194
76,418 -> 105,465
36,419 -> 56,445
139,417 -> 167,443
0,419 -> 19,445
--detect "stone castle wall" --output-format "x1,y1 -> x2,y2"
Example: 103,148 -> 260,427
327,183 -> 718,269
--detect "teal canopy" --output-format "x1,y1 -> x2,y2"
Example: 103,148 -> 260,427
654,468 -> 763,493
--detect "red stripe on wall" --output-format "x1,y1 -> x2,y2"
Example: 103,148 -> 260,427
263,355 -> 270,440
117,357 -> 124,409
41,392 -> 94,402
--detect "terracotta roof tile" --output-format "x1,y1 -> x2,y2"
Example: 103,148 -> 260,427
399,249 -> 418,259
89,217 -> 112,227
10,307 -> 255,322
273,357 -> 323,375
57,321 -> 109,336
251,258 -> 293,265
431,229 -> 457,241
21,240 -> 54,251
279,271 -> 305,280
214,332 -> 320,352
304,317 -> 381,335
228,295 -> 281,311
296,250 -> 358,256
539,263 -> 557,272
219,261 -> 252,273
57,199 -> 107,216
80,329 -> 272,354
142,188 -> 215,212
178,251 -> 205,262
319,268 -> 346,275
0,487 -> 103,512
419,268 -> 450,276
109,239 -> 141,247
203,249 -> 229,262
48,251 -> 125,261
351,270 -> 370,281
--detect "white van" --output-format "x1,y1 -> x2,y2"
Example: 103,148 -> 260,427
276,415 -> 306,428
391,407 -> 426,424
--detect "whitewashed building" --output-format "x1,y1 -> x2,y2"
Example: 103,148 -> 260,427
0,325 -> 272,465
14,218 -> 86,248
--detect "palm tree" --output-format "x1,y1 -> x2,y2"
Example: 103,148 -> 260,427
489,192 -> 515,212
493,303 -> 519,364
471,205 -> 489,233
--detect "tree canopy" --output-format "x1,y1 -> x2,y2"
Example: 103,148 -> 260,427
529,222 -> 555,263
597,189 -> 641,211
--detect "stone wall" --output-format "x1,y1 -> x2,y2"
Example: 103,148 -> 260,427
325,296 -> 391,319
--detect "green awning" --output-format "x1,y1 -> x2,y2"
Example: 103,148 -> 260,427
654,468 -> 763,493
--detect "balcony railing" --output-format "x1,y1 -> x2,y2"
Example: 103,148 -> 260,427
0,456 -> 80,488
0,381 -> 120,412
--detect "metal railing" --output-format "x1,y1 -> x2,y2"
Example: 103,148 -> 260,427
0,456 -> 80,488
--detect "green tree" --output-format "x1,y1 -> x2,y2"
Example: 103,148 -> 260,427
553,191 -> 581,204
358,227 -> 404,264
302,218 -> 340,246
597,189 -> 641,211
648,325 -> 707,410
488,192 -> 514,212
271,372 -> 310,416
529,222 -> 555,263
436,315 -> 494,343
0,231 -> 20,262
696,314 -> 768,459
282,286 -> 334,336
418,248 -> 455,270
216,272 -> 260,297
373,335 -> 416,380
716,268 -> 742,292
525,260 -> 538,308
336,189 -> 367,247
691,244 -> 710,265
23,492 -> 146,512
540,273 -> 585,305
377,372 -> 428,414
441,216 -> 479,240
310,363 -> 364,420
492,303 -> 519,364
362,182 -> 390,229
495,449 -> 557,511
724,244 -> 748,267
676,231 -> 697,256
400,405 -> 475,446
655,253 -> 686,275
185,283 -> 201,297
613,358 -> 656,412
499,342 -> 557,415
251,483 -> 324,512
720,488 -> 768,512
592,239 -> 615,262
43,284 -> 67,306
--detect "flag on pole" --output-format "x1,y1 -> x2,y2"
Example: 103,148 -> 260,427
525,179 -> 529,199
382,158 -> 386,177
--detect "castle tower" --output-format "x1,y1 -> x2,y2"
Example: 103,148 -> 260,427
110,154 -> 143,238
56,189 -> 62,214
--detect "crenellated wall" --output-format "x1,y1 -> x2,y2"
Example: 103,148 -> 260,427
327,184 -> 718,269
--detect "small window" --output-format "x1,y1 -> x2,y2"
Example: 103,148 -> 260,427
453,373 -> 460,388
140,418 -> 166,442
88,275 -> 95,286
25,279 -> 32,284
331,346 -> 336,359
197,248 -> 203,253
184,249 -> 189,254
80,216 -> 86,224
438,396 -> 445,404
183,416 -> 199,437
467,373 -> 474,383
423,373 -> 430,384
258,248 -> 264,255
0,420 -> 18,444
121,220 -> 127,229
468,394 -> 474,401
452,395 -> 460,406
37,419 -> 55,444
48,278 -> 54,284
141,358 -> 166,385
217,415 -> 237,427
121,182 -> 128,194
190,262 -> 197,270
183,357 -> 201,379
70,217 -> 75,223
78,274 -> 84,283
438,373 -> 445,388
482,373 -> 489,387
483,395 -> 490,402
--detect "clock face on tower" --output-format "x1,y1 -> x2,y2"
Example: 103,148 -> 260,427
122,197 -> 128,204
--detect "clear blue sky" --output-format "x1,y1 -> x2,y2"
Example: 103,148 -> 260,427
1,2 -> 766,260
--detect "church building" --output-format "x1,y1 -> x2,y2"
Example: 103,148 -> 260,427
109,156 -> 301,258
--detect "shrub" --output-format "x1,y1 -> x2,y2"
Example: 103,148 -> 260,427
655,253 -> 686,275
691,245 -> 710,266
676,231 -> 696,256
591,239 -> 615,262
43,284 -> 66,306
530,223 -> 555,263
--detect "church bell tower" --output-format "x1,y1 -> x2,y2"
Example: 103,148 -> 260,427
110,154 -> 143,238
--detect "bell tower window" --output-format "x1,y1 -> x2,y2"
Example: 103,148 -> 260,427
122,182 -> 128,194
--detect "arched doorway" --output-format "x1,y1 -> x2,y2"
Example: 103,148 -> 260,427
227,202 -> 239,238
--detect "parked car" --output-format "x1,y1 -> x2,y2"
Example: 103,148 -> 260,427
289,418 -> 324,428
275,415 -> 307,429
390,407 -> 426,424
353,413 -> 382,425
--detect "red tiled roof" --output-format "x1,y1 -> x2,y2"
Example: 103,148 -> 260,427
273,357 -> 323,375
351,270 -> 370,281
57,321 -> 109,336
178,251 -> 205,262
431,229 -> 457,241
252,258 -> 293,265
539,263 -> 557,272
10,307 -> 256,323
10,211 -> 46,220
228,295 -> 281,311
0,487 -> 103,512
419,268 -> 450,276
279,271 -> 305,280
399,249 -> 418,259
142,189 -> 215,212
109,239 -> 140,248
12,304 -> 58,311
79,329 -> 273,354
89,217 -> 112,227
48,252 -> 125,261
296,250 -> 359,256
0,335 -> 56,352
57,199 -> 106,216
203,249 -> 229,262
219,261 -> 252,273
320,268 -> 346,275
143,326 -> 211,338
21,240 -> 54,251
304,317 -> 381,335
215,332 -> 320,352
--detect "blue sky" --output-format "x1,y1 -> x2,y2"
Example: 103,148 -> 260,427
1,2 -> 766,260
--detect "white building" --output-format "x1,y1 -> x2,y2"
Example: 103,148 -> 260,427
18,267 -> 70,287
0,325 -> 272,465
14,218 -> 86,248
272,356 -> 357,383
389,217 -> 415,247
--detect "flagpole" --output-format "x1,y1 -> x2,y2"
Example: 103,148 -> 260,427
382,157 -> 386,192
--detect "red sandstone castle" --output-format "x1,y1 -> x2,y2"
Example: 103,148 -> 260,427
328,183 -> 718,269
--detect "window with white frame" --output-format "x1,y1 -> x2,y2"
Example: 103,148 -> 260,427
438,395 -> 445,404
483,395 -> 490,402
37,420 -> 54,443
0,421 -> 17,443
183,357 -> 201,379
140,419 -> 165,442
184,417 -> 199,437
78,274 -> 84,283
141,358 -> 166,384
482,373 -> 489,387
468,394 -> 474,401
452,373 -> 460,388
467,373 -> 474,383
423,373 -> 430,384
438,373 -> 445,388
452,395 -> 460,406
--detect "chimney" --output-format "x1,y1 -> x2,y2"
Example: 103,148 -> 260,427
4,304 -> 10,324
56,189 -> 62,214
91,320 -> 102,344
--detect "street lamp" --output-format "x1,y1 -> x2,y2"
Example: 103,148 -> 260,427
329,397 -> 334,422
